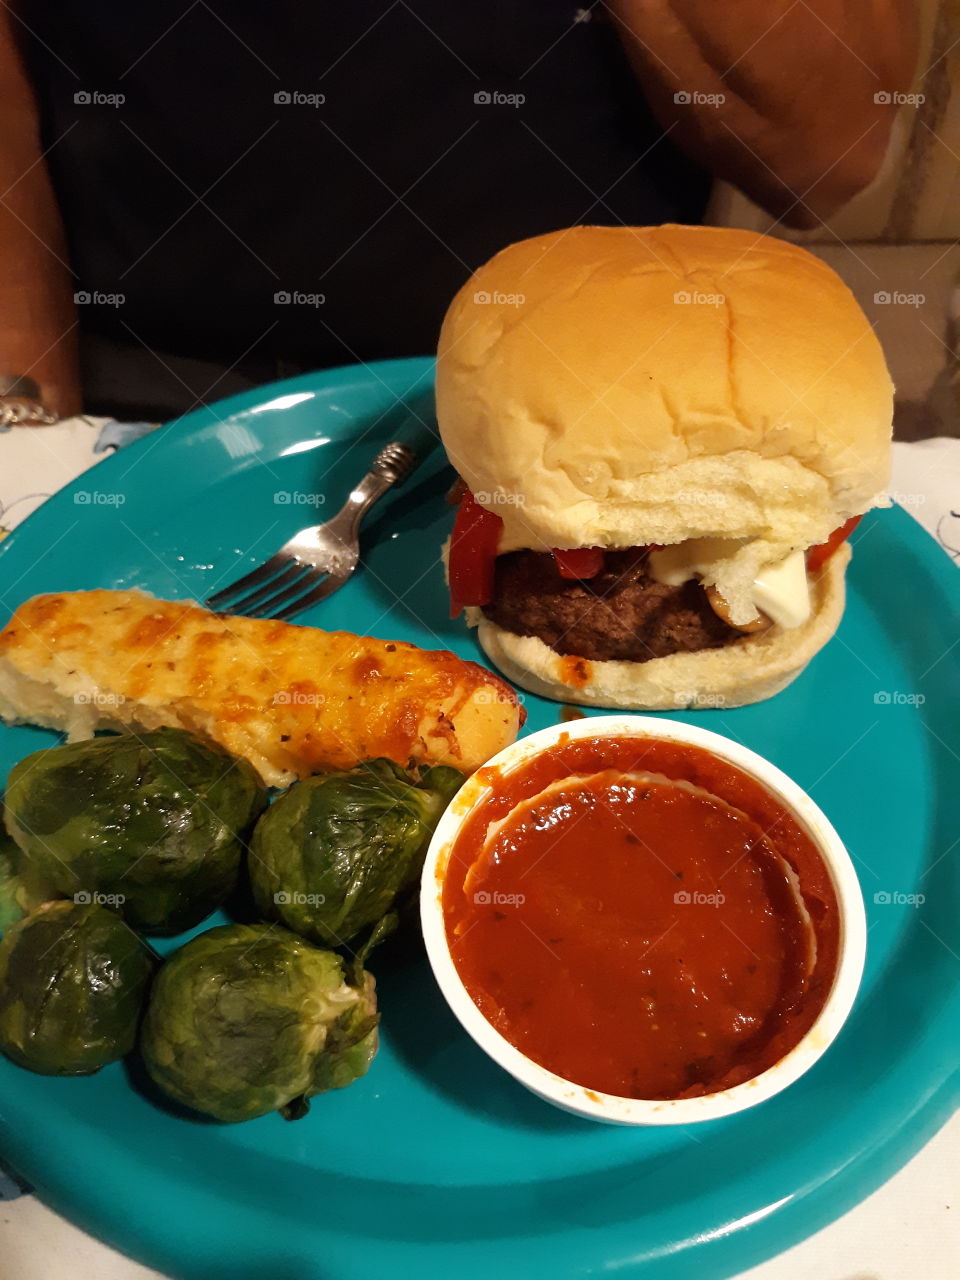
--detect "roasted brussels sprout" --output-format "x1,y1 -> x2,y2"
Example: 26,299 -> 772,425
249,759 -> 463,946
141,923 -> 378,1122
0,900 -> 154,1075
4,729 -> 268,934
0,822 -> 56,931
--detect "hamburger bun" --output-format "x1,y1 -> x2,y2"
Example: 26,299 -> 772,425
436,224 -> 893,709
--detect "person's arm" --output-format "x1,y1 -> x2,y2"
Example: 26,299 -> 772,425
0,8 -> 81,419
606,0 -> 919,227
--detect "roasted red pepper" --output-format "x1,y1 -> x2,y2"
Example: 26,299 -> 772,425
551,547 -> 605,580
448,491 -> 504,616
806,516 -> 861,574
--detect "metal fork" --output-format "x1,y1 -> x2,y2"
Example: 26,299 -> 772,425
206,398 -> 436,622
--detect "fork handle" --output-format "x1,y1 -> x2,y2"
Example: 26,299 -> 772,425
370,440 -> 418,485
335,440 -> 421,534
332,391 -> 437,529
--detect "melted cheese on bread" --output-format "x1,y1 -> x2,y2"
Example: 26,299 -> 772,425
0,591 -> 522,787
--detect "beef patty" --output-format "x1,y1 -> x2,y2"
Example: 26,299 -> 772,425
482,548 -> 744,663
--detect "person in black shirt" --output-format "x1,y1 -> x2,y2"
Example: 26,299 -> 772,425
0,2 -> 917,420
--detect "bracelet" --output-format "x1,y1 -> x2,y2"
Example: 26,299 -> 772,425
0,375 -> 58,426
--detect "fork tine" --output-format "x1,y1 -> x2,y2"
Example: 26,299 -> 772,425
245,567 -> 326,619
271,573 -> 349,622
206,553 -> 296,610
217,561 -> 308,615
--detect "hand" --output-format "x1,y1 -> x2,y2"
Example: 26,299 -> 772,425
607,0 -> 920,225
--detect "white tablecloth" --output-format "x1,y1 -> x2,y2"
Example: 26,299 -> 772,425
0,422 -> 957,1280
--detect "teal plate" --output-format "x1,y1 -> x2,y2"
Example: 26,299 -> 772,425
0,358 -> 957,1280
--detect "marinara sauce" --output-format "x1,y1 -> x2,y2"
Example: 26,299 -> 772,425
442,735 -> 839,1100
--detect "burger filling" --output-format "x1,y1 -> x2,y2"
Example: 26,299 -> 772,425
449,488 -> 860,664
482,547 -> 746,663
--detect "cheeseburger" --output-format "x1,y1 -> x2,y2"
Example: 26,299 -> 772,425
436,224 -> 893,710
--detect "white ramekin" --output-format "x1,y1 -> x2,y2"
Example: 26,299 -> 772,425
420,714 -> 866,1125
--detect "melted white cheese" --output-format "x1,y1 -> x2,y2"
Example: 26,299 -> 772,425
751,551 -> 811,629
648,539 -> 737,588
648,543 -> 811,630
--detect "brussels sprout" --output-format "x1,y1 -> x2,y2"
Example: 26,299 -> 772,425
141,923 -> 378,1122
0,900 -> 155,1075
4,729 -> 268,934
0,822 -> 57,931
249,759 -> 463,946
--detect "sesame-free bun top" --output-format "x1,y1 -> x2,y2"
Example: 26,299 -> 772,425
436,225 -> 893,559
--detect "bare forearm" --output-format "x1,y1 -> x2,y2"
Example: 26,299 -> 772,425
607,0 -> 919,226
0,10 -> 80,418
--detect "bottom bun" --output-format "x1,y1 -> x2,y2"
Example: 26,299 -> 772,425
470,544 -> 850,711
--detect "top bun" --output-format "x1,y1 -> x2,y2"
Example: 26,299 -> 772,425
436,225 -> 893,559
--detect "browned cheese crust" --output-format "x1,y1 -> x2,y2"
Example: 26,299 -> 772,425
0,591 -> 523,785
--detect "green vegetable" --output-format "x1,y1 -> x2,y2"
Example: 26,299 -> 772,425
141,923 -> 378,1122
0,822 -> 56,931
4,729 -> 268,934
0,900 -> 155,1075
249,759 -> 463,946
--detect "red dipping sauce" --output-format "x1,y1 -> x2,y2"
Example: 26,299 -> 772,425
442,735 -> 840,1100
